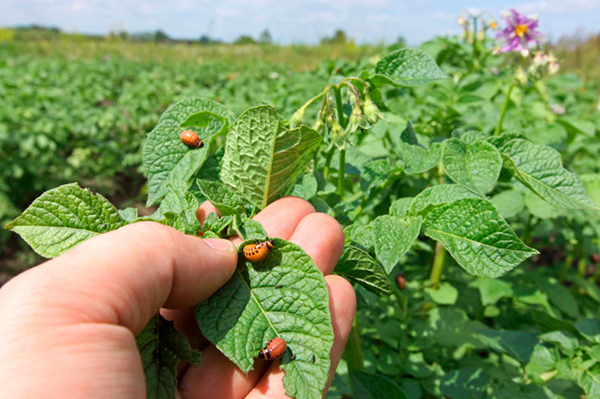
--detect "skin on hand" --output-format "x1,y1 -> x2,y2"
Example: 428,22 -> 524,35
0,197 -> 355,399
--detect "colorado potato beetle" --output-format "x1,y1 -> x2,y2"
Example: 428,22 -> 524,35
259,337 -> 287,360
180,130 -> 203,148
243,239 -> 274,262
396,273 -> 406,290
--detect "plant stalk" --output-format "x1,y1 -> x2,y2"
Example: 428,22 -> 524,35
345,316 -> 364,390
333,86 -> 347,200
323,145 -> 335,179
558,254 -> 573,282
429,241 -> 447,289
338,148 -> 346,199
494,82 -> 515,136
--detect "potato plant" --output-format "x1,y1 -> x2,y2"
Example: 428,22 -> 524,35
5,37 -> 600,399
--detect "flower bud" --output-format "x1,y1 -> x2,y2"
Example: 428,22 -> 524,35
348,107 -> 365,133
363,94 -> 383,124
313,115 -> 325,133
515,67 -> 528,85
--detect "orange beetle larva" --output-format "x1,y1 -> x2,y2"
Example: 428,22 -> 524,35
396,273 -> 406,290
243,239 -> 274,262
259,337 -> 287,360
180,130 -> 203,148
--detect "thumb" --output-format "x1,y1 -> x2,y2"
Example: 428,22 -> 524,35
0,222 -> 238,333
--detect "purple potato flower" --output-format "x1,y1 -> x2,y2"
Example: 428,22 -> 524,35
496,9 -> 543,53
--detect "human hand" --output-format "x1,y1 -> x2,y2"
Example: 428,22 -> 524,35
0,197 -> 355,398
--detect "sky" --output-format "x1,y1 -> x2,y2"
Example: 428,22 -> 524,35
2,0 -> 600,45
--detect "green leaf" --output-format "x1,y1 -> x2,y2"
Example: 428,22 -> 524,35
390,197 -> 414,219
195,238 -> 334,399
220,106 -> 322,211
360,159 -> 403,197
136,313 -> 202,399
374,215 -> 422,273
541,279 -> 580,318
5,183 -> 126,258
335,245 -> 392,296
422,198 -> 538,277
540,331 -> 578,355
425,282 -> 458,305
440,368 -> 490,399
290,173 -> 318,200
469,277 -> 514,306
408,184 -> 479,216
491,189 -> 525,219
577,363 -> 600,398
576,319 -> 600,344
230,215 -> 267,241
397,141 -> 442,175
195,146 -> 225,182
197,179 -> 246,217
343,223 -> 375,252
118,207 -> 139,223
372,48 -> 447,87
148,182 -> 201,235
143,98 -> 235,206
531,310 -> 579,336
525,343 -> 559,380
351,371 -> 409,399
491,136 -> 598,210
475,329 -> 538,364
442,138 -> 502,195
201,213 -> 235,238
400,121 -> 419,145
557,116 -> 596,137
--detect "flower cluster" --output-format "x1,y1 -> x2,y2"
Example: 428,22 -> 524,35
289,79 -> 382,150
496,9 -> 543,55
531,51 -> 560,75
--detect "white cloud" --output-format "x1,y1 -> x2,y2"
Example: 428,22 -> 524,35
516,0 -> 600,14
71,2 -> 82,11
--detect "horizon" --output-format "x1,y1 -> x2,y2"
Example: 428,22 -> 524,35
2,1 -> 600,46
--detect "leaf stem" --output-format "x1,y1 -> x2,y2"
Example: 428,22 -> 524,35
429,241 -> 447,289
494,82 -> 515,136
344,316 -> 364,390
559,254 -> 573,282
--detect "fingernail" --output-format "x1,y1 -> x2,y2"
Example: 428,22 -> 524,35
203,238 -> 236,252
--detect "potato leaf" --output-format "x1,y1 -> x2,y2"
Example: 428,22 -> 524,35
374,215 -> 422,273
372,48 -> 447,87
220,106 -> 322,211
490,135 -> 598,210
195,238 -> 334,399
143,98 -> 235,206
351,371 -> 408,399
408,184 -> 479,216
423,198 -> 538,277
335,245 -> 392,296
442,138 -> 502,195
136,313 -> 202,399
5,183 -> 126,258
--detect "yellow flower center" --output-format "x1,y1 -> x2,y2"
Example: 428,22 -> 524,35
514,24 -> 528,37
490,21 -> 497,30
